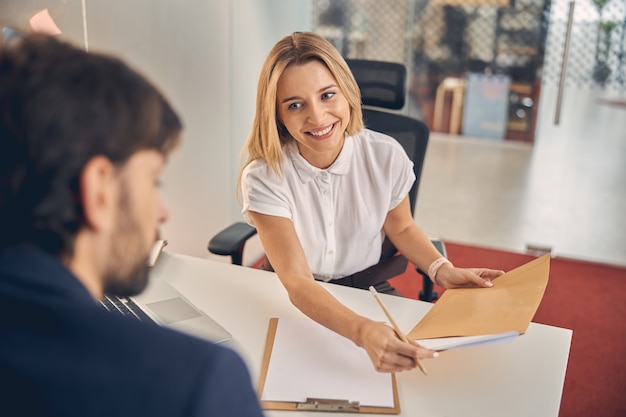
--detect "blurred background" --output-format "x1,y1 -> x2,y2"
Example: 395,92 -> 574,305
2,0 -> 624,267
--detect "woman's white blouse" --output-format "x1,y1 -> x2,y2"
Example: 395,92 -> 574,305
242,129 -> 415,281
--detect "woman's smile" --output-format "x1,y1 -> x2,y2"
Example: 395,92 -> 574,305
307,122 -> 337,140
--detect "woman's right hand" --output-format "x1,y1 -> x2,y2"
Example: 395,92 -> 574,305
358,319 -> 438,373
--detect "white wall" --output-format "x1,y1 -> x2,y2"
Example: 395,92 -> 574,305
48,0 -> 309,260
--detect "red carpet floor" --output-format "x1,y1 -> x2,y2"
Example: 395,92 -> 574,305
389,241 -> 626,417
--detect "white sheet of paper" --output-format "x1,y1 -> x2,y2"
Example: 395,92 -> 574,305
261,318 -> 394,408
416,331 -> 519,351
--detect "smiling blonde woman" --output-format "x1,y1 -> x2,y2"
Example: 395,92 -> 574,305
239,31 -> 504,373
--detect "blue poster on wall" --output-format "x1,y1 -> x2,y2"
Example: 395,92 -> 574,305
462,73 -> 511,140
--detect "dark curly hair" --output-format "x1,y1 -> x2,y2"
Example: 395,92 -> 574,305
0,34 -> 182,256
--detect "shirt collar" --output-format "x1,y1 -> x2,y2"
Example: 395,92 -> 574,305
0,245 -> 96,306
287,135 -> 354,184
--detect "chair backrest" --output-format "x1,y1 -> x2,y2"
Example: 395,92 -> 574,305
345,59 -> 430,259
346,59 -> 407,109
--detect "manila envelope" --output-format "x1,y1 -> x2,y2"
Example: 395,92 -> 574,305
408,254 -> 550,341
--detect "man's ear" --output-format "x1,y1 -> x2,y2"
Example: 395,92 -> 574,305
79,156 -> 118,232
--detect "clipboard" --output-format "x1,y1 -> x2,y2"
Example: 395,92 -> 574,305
408,253 -> 550,344
257,317 -> 401,414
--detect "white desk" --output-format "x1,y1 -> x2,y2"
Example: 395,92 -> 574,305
150,252 -> 572,417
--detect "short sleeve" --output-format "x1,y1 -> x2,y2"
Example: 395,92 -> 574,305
388,141 -> 416,211
241,160 -> 292,226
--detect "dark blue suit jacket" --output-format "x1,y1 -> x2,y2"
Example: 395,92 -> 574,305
0,246 -> 265,417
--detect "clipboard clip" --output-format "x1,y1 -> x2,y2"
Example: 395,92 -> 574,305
296,398 -> 360,412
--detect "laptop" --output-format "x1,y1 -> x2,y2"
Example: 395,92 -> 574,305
101,240 -> 232,344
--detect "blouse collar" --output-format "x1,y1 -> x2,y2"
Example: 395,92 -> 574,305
286,135 -> 354,184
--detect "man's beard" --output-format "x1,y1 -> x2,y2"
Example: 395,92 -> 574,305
102,184 -> 155,298
102,248 -> 151,297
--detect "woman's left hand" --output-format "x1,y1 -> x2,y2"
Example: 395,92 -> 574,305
435,264 -> 505,289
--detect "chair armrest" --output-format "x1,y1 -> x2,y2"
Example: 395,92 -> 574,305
208,222 -> 257,265
430,239 -> 447,258
417,239 -> 447,302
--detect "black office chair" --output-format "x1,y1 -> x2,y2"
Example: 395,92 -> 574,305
208,59 -> 444,301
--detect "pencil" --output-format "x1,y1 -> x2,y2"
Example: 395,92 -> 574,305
369,286 -> 428,375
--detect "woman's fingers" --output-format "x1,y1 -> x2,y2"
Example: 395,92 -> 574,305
365,322 -> 438,372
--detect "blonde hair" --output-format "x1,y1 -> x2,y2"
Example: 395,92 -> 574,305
237,32 -> 363,195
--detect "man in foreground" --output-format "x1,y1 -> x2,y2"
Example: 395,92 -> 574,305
0,33 -> 264,416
